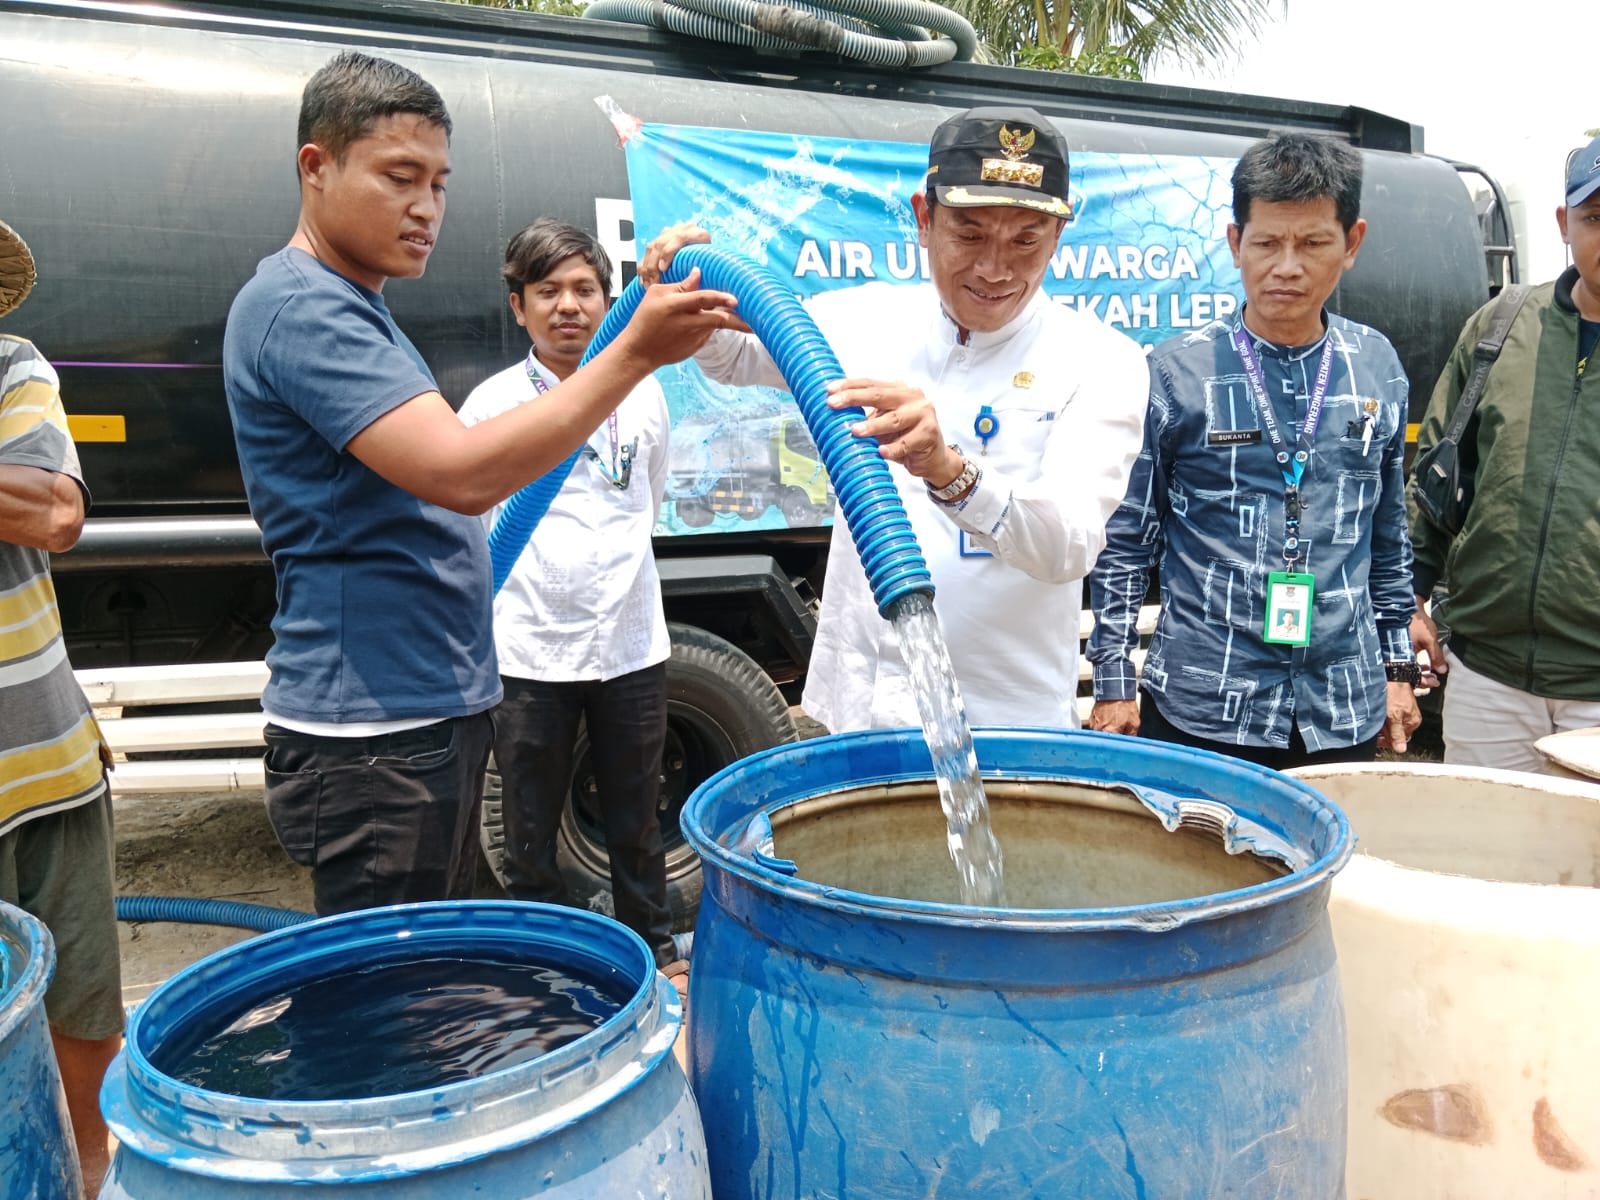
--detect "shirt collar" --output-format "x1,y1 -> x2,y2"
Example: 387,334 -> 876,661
526,350 -> 626,459
1555,265 -> 1581,316
288,246 -> 386,308
1232,305 -> 1331,361
524,348 -> 561,390
935,287 -> 1047,350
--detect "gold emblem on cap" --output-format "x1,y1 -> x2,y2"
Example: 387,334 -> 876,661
1363,397 -> 1378,415
980,158 -> 1045,188
998,124 -> 1036,161
1013,371 -> 1034,389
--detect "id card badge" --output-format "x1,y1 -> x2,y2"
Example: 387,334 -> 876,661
958,530 -> 993,558
1263,572 -> 1315,646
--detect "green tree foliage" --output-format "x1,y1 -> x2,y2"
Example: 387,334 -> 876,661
949,0 -> 1274,78
1013,43 -> 1142,78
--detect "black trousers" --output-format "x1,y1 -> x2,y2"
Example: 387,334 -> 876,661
1138,691 -> 1378,772
493,664 -> 675,966
262,712 -> 494,917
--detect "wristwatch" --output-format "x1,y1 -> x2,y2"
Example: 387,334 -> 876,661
927,444 -> 979,503
1384,661 -> 1423,686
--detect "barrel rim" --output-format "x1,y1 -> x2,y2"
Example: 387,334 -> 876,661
1291,758 -> 1600,798
0,898 -> 54,1050
1295,759 -> 1600,905
683,726 -> 1353,932
103,900 -> 682,1181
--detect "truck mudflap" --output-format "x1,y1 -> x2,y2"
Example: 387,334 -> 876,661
656,552 -> 818,673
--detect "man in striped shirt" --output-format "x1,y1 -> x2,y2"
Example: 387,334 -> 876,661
0,218 -> 121,1196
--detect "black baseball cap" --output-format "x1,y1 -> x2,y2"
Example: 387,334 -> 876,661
926,106 -> 1072,219
1566,133 -> 1600,208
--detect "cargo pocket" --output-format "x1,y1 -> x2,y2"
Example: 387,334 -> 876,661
263,736 -> 323,868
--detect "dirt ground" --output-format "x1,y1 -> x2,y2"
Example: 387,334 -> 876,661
114,791 -> 311,1006
111,712 -> 829,1006
112,791 -> 511,1007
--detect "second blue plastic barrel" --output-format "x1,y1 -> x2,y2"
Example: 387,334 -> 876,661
682,728 -> 1354,1198
0,898 -> 81,1200
99,901 -> 708,1198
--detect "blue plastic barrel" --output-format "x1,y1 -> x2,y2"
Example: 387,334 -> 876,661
682,727 -> 1354,1198
100,901 -> 708,1198
0,899 -> 81,1200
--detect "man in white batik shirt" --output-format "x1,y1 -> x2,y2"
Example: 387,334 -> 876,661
642,106 -> 1150,732
460,219 -> 685,993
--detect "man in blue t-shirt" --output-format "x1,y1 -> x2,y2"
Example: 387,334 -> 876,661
223,51 -> 738,915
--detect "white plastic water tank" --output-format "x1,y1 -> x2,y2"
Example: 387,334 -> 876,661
1291,763 -> 1600,1198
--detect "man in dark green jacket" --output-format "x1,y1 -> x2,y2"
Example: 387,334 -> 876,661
1409,134 -> 1600,772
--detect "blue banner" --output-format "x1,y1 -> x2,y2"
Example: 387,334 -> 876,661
624,122 -> 1241,537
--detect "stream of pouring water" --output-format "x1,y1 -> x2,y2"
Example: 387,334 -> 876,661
888,592 -> 1006,906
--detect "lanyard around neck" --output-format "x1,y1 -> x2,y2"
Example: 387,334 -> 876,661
523,350 -> 631,489
1230,326 -> 1334,564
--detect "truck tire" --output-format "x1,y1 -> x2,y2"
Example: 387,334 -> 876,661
674,497 -> 714,528
780,486 -> 819,526
479,623 -> 797,931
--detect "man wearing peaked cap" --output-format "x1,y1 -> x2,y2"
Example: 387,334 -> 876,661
641,106 -> 1149,732
1569,133 -> 1600,208
1407,132 -> 1600,771
0,217 -> 122,1196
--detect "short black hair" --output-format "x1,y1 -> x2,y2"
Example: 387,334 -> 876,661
501,218 -> 613,300
297,51 -> 452,165
1231,133 -> 1363,233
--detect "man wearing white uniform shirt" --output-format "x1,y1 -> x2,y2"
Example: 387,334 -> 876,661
642,107 -> 1149,730
460,219 -> 684,989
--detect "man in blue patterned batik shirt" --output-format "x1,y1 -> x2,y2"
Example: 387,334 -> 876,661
1088,132 -> 1422,769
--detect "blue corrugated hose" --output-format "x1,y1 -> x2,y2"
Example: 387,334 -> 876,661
487,245 -> 933,617
115,894 -> 313,933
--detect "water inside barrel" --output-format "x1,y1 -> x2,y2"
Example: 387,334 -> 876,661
151,956 -> 626,1100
